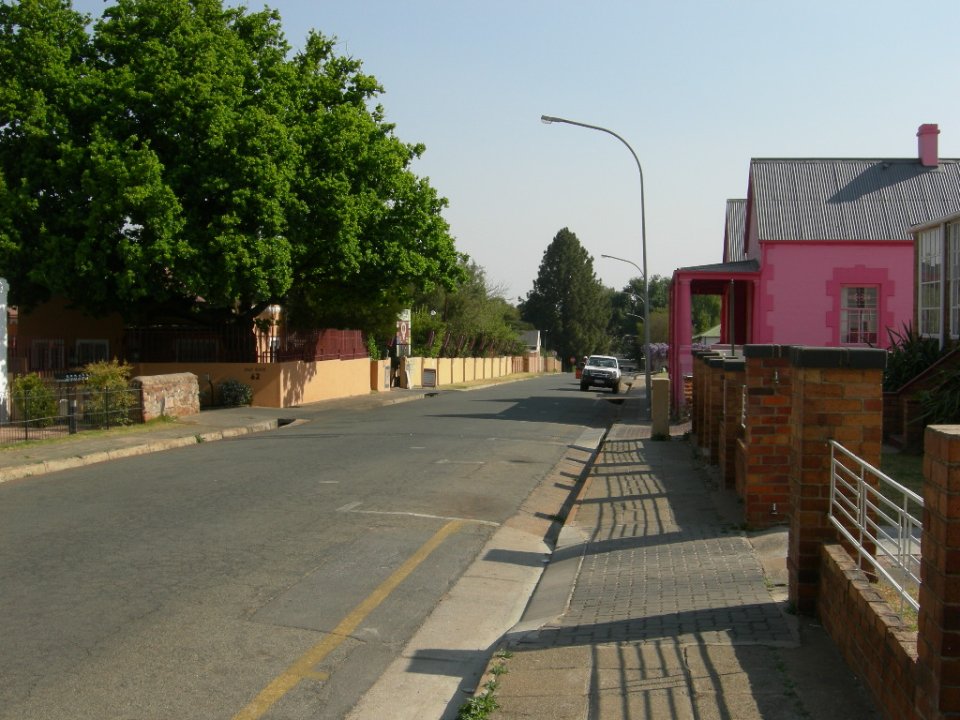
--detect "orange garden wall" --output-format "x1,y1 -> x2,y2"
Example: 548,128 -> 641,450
132,355 -> 557,409
131,358 -> 371,408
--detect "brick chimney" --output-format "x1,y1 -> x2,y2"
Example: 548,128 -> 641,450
918,123 -> 940,166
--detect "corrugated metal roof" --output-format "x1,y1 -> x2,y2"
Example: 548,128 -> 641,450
724,199 -> 747,261
750,158 -> 960,241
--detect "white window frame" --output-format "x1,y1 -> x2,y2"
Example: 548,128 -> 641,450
949,222 -> 960,340
840,286 -> 879,346
918,227 -> 944,339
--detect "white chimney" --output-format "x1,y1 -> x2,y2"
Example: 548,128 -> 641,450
918,123 -> 940,167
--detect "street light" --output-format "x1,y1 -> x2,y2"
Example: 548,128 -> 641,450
541,114 -> 651,416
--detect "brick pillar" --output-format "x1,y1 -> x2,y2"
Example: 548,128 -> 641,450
692,351 -> 719,454
739,345 -> 793,528
690,351 -> 705,439
706,356 -> 725,465
719,357 -> 745,489
788,347 -> 885,614
916,426 -> 960,720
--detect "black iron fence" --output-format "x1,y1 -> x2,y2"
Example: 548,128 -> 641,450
0,385 -> 144,445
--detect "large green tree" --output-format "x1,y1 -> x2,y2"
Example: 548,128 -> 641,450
0,0 -> 463,330
608,274 -> 671,362
406,259 -> 524,358
520,228 -> 611,368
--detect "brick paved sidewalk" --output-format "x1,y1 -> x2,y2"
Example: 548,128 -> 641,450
487,424 -> 881,720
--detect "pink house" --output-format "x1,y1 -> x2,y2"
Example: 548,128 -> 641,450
669,124 -> 960,412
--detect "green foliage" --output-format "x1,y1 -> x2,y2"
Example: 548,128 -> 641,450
917,371 -> 960,425
218,378 -> 253,406
520,228 -> 612,368
456,690 -> 499,720
456,653 -> 510,720
411,307 -> 444,357
647,275 -> 671,311
691,294 -> 721,335
81,360 -> 136,426
407,259 -> 524,358
883,323 -> 947,391
10,374 -> 57,427
0,0 -> 462,332
83,359 -> 133,390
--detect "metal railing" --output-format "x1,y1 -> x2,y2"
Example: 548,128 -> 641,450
828,440 -> 922,614
0,386 -> 144,445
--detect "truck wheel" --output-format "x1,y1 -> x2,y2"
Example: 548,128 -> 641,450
580,382 -> 588,391
612,382 -> 620,394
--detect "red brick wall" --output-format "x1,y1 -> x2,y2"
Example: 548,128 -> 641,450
719,359 -> 745,489
738,346 -> 793,528
706,357 -> 725,464
788,349 -> 884,613
916,425 -> 960,720
819,544 -> 918,720
692,351 -> 720,457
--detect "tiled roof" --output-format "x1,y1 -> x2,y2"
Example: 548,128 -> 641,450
750,158 -> 960,241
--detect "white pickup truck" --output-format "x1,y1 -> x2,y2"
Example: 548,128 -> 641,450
579,354 -> 622,393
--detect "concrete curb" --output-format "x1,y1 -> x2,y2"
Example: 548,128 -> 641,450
0,389 -> 444,486
0,419 -> 281,485
346,424 -> 607,720
452,426 -> 607,715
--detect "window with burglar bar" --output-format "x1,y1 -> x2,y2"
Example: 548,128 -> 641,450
950,222 -> 960,339
840,286 -> 878,345
919,227 -> 943,338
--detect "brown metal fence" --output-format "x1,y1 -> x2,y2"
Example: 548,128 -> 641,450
9,326 -> 368,373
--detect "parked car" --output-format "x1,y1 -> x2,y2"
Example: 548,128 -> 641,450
580,355 -> 622,393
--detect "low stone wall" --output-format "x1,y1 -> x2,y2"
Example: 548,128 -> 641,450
133,372 -> 200,421
818,544 -> 917,720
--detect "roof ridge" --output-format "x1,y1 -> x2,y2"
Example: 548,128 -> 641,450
751,157 -> 960,163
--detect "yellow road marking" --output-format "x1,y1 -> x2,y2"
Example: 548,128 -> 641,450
232,520 -> 465,720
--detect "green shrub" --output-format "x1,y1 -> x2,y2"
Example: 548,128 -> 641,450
917,371 -> 960,425
10,374 -> 57,427
219,378 -> 253,406
81,360 -> 137,427
884,323 -> 949,391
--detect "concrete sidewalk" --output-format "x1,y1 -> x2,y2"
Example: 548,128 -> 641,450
481,418 -> 883,719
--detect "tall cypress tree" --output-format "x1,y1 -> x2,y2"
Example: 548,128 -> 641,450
521,228 -> 612,368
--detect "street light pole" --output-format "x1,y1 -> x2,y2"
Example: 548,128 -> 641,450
541,115 -> 651,417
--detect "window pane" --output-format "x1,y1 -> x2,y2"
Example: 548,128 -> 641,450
841,285 -> 878,344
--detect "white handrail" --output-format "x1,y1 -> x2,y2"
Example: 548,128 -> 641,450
828,440 -> 922,614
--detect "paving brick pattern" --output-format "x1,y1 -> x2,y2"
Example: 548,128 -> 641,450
532,432 -> 796,648
494,418 -> 880,720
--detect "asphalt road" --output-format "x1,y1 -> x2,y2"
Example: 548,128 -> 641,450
0,374 -> 630,720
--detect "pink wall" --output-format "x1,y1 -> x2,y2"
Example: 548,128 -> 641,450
754,241 -> 913,348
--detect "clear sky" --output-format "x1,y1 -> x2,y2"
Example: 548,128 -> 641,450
71,0 -> 960,302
